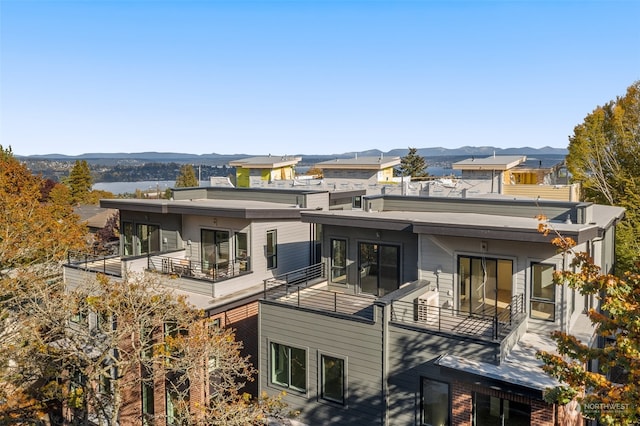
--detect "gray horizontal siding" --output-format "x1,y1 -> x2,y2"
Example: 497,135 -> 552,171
386,323 -> 500,425
260,302 -> 384,426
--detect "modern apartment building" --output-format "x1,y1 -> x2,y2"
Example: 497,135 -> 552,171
258,195 -> 623,425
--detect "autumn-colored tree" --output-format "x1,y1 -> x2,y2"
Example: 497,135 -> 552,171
0,146 -> 87,269
0,145 -> 89,422
2,271 -> 295,425
536,235 -> 640,425
398,147 -> 429,178
175,164 -> 199,188
305,167 -> 324,178
84,189 -> 115,205
566,81 -> 640,272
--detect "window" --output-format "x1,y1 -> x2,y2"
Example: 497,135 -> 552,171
473,393 -> 530,425
202,229 -> 230,276
99,365 -> 112,395
235,232 -> 249,272
141,377 -> 154,424
353,195 -> 362,209
270,342 -> 306,392
359,242 -> 400,296
71,298 -> 88,326
459,256 -> 513,315
122,221 -> 133,256
421,378 -> 450,426
266,230 -> 277,269
321,354 -> 345,404
137,223 -> 160,255
530,263 -> 556,321
331,239 -> 347,284
602,337 -> 629,384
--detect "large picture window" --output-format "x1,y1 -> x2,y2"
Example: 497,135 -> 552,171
530,263 -> 556,321
321,354 -> 345,404
270,342 -> 306,392
421,378 -> 450,426
331,239 -> 347,284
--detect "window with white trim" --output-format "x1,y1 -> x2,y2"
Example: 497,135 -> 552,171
270,342 -> 306,392
321,354 -> 345,404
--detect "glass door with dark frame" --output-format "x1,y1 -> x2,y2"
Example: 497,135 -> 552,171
359,242 -> 400,297
458,256 -> 512,316
201,229 -> 230,278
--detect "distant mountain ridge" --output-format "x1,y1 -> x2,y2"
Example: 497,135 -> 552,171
20,146 -> 567,161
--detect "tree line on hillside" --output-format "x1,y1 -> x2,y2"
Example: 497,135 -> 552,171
25,161 -> 232,183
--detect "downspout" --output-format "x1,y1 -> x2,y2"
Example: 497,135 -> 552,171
377,300 -> 390,425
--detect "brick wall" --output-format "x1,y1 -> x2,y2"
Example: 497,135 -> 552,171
451,381 -> 556,426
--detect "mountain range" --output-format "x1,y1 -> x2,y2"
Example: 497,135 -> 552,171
20,146 -> 567,161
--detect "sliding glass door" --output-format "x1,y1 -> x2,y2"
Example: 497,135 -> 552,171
459,256 -> 512,316
359,242 -> 400,296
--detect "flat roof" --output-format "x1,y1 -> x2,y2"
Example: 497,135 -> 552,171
437,332 -> 560,392
228,155 -> 302,168
315,156 -> 401,170
300,209 -> 606,243
452,155 -> 527,171
101,198 -> 309,219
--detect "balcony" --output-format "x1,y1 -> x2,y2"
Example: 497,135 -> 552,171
390,294 -> 526,342
65,250 -> 252,283
262,263 -> 376,321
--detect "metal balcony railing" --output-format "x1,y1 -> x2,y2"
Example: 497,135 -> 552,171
263,263 -> 375,319
390,294 -> 525,341
147,255 -> 252,282
66,251 -> 122,276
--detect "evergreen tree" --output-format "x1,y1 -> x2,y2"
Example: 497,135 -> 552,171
398,147 -> 429,178
67,160 -> 93,204
175,164 -> 199,188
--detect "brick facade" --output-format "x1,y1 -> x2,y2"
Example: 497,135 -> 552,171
451,381 -> 557,426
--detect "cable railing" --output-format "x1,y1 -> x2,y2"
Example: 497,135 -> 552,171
66,251 -> 122,276
262,263 -> 376,319
146,255 -> 252,282
390,293 -> 525,341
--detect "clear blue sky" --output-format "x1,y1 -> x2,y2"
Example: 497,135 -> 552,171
1,0 -> 638,157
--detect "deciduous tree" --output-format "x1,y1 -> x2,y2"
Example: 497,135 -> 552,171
0,145 -> 89,422
566,81 -> 640,272
2,271 -> 294,425
536,234 -> 640,425
0,146 -> 87,269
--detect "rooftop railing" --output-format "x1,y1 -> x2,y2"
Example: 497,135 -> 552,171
263,263 -> 377,320
390,294 -> 525,341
